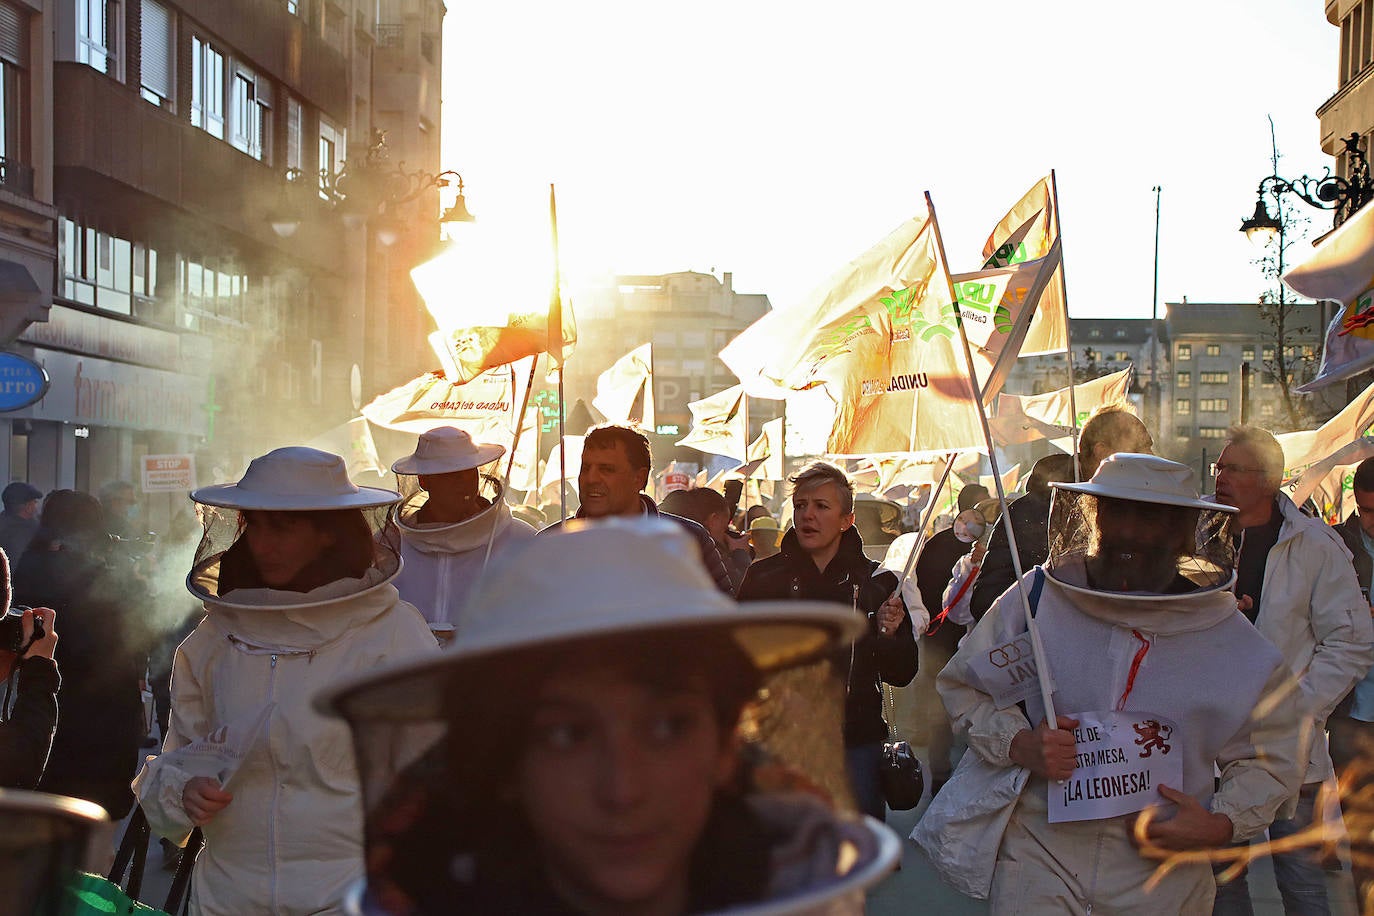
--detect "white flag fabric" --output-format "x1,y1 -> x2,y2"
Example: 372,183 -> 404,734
1284,204 -> 1374,391
980,463 -> 1022,497
593,344 -> 655,429
305,417 -> 385,481
538,436 -> 585,503
989,368 -> 1133,446
982,175 -> 1068,358
1286,437 -> 1374,520
746,417 -> 786,481
1295,293 -> 1374,392
676,385 -> 748,459
1277,380 -> 1374,479
506,407 -> 542,493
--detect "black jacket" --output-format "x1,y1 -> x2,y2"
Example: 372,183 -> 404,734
538,494 -> 735,595
970,491 -> 1053,621
12,544 -> 151,818
736,527 -> 918,746
1333,513 -> 1373,719
0,656 -> 59,789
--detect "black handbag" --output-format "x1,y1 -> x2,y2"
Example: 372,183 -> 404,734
879,684 -> 924,810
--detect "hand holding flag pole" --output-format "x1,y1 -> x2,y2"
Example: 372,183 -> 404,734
928,191 -> 1058,727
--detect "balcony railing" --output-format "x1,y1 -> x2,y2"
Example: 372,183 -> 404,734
377,24 -> 403,47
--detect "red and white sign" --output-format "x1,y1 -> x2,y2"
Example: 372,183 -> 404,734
142,454 -> 196,492
663,471 -> 691,493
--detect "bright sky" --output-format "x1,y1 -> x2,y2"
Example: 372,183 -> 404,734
442,1 -> 1340,320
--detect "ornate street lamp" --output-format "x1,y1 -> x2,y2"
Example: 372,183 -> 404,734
1240,132 -> 1374,244
267,130 -> 475,241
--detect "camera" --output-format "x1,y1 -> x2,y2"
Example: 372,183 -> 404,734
0,607 -> 43,654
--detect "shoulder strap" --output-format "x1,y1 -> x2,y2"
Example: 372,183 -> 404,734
1027,566 -> 1046,618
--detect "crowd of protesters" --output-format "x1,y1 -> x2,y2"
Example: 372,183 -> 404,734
8,410 -> 1374,915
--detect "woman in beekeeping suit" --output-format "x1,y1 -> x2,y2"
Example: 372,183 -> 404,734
133,447 -> 439,915
319,516 -> 902,915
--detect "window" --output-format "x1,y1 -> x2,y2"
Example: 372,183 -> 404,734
1242,345 -> 1255,361
1112,350 -> 1130,361
76,0 -> 119,76
318,116 -> 344,195
1303,345 -> 1316,360
230,66 -> 271,162
1199,427 -> 1228,439
285,97 -> 303,171
1176,371 -> 1191,389
1261,370 -> 1275,389
1176,399 -> 1192,415
1199,371 -> 1229,385
58,216 -> 161,317
1205,344 -> 1221,357
0,2 -> 28,186
139,0 -> 173,107
1260,403 -> 1276,418
1263,345 -> 1275,361
1176,425 -> 1193,438
1198,398 -> 1229,412
191,36 -> 224,138
1176,343 -> 1192,360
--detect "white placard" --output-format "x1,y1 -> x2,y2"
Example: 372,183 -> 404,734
1047,709 -> 1182,824
142,453 -> 196,492
967,630 -> 1043,709
158,703 -> 275,790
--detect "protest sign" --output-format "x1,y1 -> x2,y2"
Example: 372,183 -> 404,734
1047,710 -> 1181,824
157,703 -> 275,790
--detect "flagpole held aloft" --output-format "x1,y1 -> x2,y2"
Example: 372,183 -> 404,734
484,358 -> 539,571
898,451 -> 958,589
1049,170 -> 1081,480
927,191 -> 1058,726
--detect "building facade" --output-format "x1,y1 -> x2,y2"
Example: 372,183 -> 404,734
0,0 -> 444,528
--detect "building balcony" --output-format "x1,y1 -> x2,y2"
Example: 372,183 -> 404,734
54,63 -> 345,271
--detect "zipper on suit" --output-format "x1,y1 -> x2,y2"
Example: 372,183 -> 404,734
266,650 -> 280,916
435,555 -> 452,625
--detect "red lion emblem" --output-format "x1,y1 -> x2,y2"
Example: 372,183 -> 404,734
1132,719 -> 1173,758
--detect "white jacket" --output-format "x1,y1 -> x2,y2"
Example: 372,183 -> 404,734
1250,493 -> 1374,783
133,571 -> 439,916
390,496 -> 536,625
939,562 -> 1304,914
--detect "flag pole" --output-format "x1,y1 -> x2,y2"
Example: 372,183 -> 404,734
927,191 -> 1058,726
1049,170 -> 1081,480
548,184 -> 569,523
899,451 -> 959,587
484,358 -> 538,571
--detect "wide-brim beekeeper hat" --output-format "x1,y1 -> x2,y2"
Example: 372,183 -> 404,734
320,517 -> 863,719
192,446 -> 398,511
1051,452 -> 1238,513
390,426 -> 505,476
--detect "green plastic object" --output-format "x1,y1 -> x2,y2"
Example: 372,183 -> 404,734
60,872 -> 169,916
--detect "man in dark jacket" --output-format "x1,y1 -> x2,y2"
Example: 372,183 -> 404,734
538,424 -> 735,594
736,461 -> 918,820
970,406 -> 1152,620
1330,456 -> 1374,901
0,481 -> 41,564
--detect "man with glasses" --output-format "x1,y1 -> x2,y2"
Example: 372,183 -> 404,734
1210,425 -> 1373,915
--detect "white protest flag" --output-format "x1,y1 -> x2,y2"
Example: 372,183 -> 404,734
1287,437 -> 1374,521
538,435 -> 584,504
361,362 -> 528,452
982,175 -> 1068,358
951,239 -> 1063,403
593,344 -> 655,429
305,417 -> 385,480
1283,203 -> 1374,390
823,214 -> 987,457
1276,379 -> 1374,479
989,368 -> 1133,446
751,417 -> 786,480
676,385 -> 748,460
507,407 -> 542,493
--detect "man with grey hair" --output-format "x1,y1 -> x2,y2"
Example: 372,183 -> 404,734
1211,424 -> 1374,915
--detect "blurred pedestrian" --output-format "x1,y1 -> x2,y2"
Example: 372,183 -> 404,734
661,488 -> 751,591
938,454 -> 1304,913
11,489 -> 151,817
737,461 -> 918,821
319,517 -> 900,915
98,479 -> 141,540
748,514 -> 782,559
0,480 -> 41,564
132,447 -> 439,915
387,427 -> 536,634
538,425 -> 734,594
1210,426 -> 1373,915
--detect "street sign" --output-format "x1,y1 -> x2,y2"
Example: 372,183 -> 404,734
0,351 -> 49,412
142,454 -> 196,492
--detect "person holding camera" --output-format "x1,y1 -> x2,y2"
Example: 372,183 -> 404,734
0,545 -> 58,789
